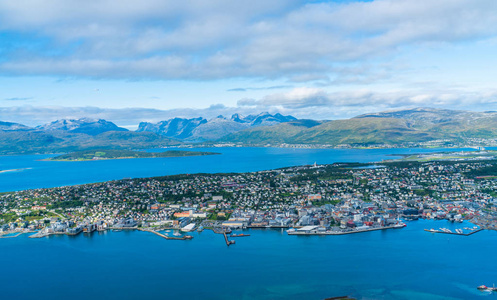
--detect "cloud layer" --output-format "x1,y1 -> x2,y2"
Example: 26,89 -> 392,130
1,0 -> 496,82
3,87 -> 497,128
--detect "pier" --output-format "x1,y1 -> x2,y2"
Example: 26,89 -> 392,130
424,228 -> 483,236
287,224 -> 405,236
0,231 -> 34,238
138,228 -> 193,240
223,232 -> 235,246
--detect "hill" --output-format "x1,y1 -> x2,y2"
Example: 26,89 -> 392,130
220,108 -> 497,146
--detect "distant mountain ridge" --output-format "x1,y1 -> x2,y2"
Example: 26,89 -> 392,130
4,107 -> 497,154
220,108 -> 497,146
137,112 -> 296,141
0,118 -> 176,155
0,112 -> 297,154
0,121 -> 33,131
36,118 -> 128,136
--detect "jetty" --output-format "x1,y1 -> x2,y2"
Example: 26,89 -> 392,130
424,228 -> 483,236
223,232 -> 235,246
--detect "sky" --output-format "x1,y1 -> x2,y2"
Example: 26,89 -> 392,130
1,0 -> 497,128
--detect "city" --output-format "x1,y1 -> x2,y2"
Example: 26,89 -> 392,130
2,156 -> 497,239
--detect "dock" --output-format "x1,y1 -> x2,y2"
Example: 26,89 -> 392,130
424,228 -> 483,236
223,232 -> 235,246
287,224 -> 405,236
0,231 -> 34,238
138,228 -> 193,240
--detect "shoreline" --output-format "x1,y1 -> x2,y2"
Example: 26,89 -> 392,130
1,144 -> 494,157
287,224 -> 406,236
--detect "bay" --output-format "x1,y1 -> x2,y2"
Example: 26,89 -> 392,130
0,147 -> 481,192
1,220 -> 496,300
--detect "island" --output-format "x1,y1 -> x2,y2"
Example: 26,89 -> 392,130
46,149 -> 220,161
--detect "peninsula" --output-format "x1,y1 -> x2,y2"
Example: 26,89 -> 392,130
46,149 -> 220,161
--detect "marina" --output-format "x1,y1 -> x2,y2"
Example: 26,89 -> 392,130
424,227 -> 483,236
138,228 -> 193,240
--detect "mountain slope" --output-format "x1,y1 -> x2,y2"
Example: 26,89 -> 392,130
0,121 -> 33,131
138,112 -> 297,141
37,118 -> 128,135
137,117 -> 207,139
220,108 -> 497,146
0,130 -> 179,155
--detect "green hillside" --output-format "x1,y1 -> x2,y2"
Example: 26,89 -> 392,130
220,108 -> 497,146
0,130 -> 180,155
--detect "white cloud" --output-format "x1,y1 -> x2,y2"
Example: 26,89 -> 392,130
0,0 -> 496,81
237,87 -> 497,114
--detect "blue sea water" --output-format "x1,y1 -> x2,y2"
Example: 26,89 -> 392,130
2,147 -> 497,299
1,220 -> 497,300
0,147 -> 482,192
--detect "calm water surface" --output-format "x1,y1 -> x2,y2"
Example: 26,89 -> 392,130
1,147 -> 496,299
0,147 -> 482,192
1,220 -> 496,300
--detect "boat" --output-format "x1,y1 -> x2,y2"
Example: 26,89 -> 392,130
477,285 -> 497,292
230,233 -> 250,237
173,231 -> 182,237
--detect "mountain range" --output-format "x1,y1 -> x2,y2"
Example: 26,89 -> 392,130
137,112 -> 296,141
36,118 -> 128,136
221,107 -> 497,146
2,108 -> 497,154
0,112 -> 296,154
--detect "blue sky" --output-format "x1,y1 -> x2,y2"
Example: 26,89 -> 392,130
1,0 -> 497,127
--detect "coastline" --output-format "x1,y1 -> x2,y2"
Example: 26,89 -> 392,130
1,143 -> 493,157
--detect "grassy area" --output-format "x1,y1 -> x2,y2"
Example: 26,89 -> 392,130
48,149 -> 220,161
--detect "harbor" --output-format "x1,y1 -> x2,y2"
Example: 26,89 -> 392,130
138,228 -> 193,240
286,223 -> 406,236
2,219 -> 496,300
424,226 -> 483,236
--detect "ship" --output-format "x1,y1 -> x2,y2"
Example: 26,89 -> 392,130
230,233 -> 250,237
